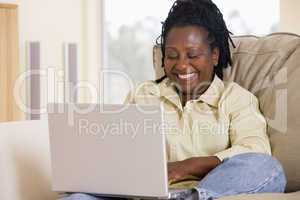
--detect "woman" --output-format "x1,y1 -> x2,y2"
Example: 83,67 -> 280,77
65,0 -> 286,199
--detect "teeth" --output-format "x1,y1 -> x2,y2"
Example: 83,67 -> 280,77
178,73 -> 197,80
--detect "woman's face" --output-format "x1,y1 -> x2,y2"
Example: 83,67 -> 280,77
164,26 -> 219,95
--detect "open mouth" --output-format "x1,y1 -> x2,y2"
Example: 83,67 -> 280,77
177,73 -> 198,81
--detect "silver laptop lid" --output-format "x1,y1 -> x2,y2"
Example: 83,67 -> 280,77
48,104 -> 169,199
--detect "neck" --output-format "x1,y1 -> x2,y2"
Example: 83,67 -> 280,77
179,85 -> 209,106
181,93 -> 195,106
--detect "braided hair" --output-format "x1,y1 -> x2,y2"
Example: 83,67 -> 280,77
156,0 -> 235,82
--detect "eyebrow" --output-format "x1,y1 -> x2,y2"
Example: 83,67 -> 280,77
165,46 -> 177,50
165,45 -> 206,50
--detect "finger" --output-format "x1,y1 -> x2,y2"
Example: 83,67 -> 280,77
168,172 -> 181,182
168,171 -> 177,181
168,171 -> 174,180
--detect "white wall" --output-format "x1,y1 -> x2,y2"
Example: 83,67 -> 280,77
18,0 -> 83,110
6,0 -> 102,118
18,0 -> 83,68
280,0 -> 300,34
1,0 -> 84,64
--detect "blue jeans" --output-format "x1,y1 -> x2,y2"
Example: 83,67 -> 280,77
63,153 -> 286,200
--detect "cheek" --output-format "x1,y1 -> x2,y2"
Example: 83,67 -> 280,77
192,61 -> 214,77
163,60 -> 174,74
191,61 -> 206,71
201,66 -> 214,80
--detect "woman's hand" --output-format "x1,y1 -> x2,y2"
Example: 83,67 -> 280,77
168,156 -> 221,183
168,160 -> 191,182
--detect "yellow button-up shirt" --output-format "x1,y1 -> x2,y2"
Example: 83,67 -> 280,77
125,75 -> 271,163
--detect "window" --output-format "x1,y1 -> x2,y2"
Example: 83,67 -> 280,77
103,0 -> 279,104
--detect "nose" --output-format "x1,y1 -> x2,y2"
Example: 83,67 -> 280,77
176,56 -> 190,70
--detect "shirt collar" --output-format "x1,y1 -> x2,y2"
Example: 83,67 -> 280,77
149,74 -> 224,109
198,75 -> 224,108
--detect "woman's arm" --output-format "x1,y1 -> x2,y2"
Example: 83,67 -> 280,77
168,156 -> 221,182
214,91 -> 271,161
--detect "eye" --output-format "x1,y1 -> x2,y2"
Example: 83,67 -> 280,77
188,53 -> 199,59
166,51 -> 178,59
188,51 -> 205,59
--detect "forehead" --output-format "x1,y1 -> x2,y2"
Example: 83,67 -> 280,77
165,25 -> 210,47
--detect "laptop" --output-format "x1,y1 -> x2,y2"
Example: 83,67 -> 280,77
48,103 -> 188,199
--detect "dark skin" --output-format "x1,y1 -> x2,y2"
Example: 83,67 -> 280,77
164,25 -> 222,182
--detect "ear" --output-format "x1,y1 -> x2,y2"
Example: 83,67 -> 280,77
211,47 -> 220,66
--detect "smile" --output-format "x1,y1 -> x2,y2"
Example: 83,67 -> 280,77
177,73 -> 198,80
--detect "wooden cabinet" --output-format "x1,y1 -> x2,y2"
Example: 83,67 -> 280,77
0,4 -> 22,122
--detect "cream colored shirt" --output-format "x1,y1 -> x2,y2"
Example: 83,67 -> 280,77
125,75 -> 271,162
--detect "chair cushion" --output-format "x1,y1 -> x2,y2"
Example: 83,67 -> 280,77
0,120 -> 58,200
153,33 -> 300,192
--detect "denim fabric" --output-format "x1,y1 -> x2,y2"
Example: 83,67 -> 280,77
193,153 -> 287,200
63,153 -> 286,200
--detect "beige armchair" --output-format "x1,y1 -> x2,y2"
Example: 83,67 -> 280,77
0,120 -> 58,200
153,32 -> 300,200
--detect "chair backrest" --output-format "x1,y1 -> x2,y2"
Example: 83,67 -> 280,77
153,32 -> 300,192
0,120 -> 58,200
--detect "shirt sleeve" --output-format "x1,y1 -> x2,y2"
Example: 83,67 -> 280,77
214,92 -> 272,161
